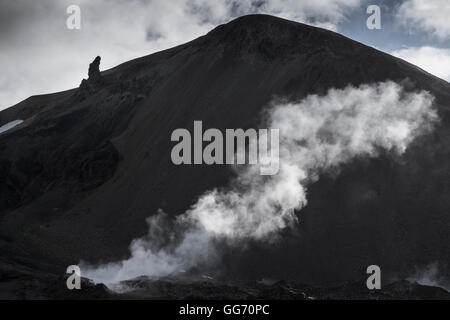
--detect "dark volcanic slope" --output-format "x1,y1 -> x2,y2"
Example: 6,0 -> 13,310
1,15 -> 450,291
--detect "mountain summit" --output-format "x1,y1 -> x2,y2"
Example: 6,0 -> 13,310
0,15 -> 449,297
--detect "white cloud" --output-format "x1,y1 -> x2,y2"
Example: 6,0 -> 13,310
396,0 -> 450,41
391,46 -> 450,81
0,0 -> 362,111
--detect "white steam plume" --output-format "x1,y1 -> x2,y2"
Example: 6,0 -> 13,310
407,262 -> 450,292
82,81 -> 438,284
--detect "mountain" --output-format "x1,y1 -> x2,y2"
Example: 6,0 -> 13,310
0,14 -> 449,298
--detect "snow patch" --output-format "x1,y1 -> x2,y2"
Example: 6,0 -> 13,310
0,120 -> 24,135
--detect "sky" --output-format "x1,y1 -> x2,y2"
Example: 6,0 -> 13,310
0,0 -> 449,111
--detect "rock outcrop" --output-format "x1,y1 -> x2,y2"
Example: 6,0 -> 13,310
88,56 -> 101,81
79,56 -> 102,92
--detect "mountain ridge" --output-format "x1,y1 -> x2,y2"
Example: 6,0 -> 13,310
1,14 -> 448,125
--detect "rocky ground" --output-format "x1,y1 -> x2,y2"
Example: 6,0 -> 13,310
1,259 -> 449,299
